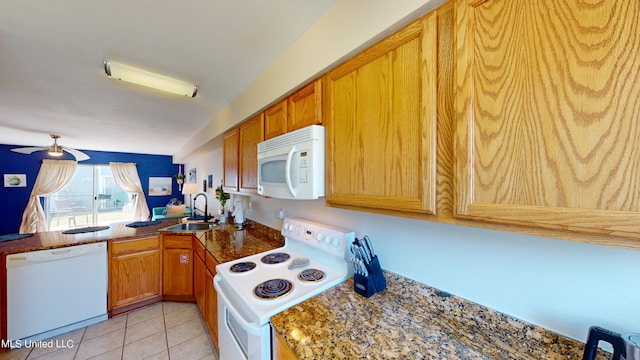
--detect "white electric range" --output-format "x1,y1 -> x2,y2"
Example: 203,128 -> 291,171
214,217 -> 354,360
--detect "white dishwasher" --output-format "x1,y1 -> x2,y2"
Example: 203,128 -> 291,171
6,242 -> 108,342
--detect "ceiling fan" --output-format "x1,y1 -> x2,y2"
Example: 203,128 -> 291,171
11,134 -> 90,161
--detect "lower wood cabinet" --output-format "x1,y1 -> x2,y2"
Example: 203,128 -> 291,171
162,234 -> 194,301
273,329 -> 298,360
193,237 -> 219,351
193,239 -> 206,312
109,236 -> 162,316
204,251 -> 219,350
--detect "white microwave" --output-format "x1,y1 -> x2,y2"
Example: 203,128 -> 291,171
257,125 -> 325,200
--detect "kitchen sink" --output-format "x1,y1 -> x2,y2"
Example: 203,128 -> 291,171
163,223 -> 212,232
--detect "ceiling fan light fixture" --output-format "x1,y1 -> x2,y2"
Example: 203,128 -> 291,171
104,60 -> 198,98
47,134 -> 63,157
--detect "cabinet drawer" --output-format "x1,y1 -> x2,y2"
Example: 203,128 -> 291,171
193,238 -> 205,260
111,237 -> 159,256
205,251 -> 218,276
163,234 -> 193,249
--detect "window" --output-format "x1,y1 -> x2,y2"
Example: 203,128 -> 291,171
47,164 -> 134,231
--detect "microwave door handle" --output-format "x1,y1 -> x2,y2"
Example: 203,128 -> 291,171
285,146 -> 297,197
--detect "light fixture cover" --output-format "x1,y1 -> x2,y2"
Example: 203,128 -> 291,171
48,135 -> 63,156
104,60 -> 198,97
181,183 -> 198,195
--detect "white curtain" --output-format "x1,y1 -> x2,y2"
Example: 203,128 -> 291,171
20,160 -> 77,234
109,162 -> 150,221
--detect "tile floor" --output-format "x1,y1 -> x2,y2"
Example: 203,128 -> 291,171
0,302 -> 218,360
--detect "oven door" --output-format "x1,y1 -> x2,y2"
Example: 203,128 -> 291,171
214,275 -> 272,360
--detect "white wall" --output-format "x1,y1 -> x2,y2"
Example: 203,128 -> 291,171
259,197 -> 640,344
180,0 -> 640,345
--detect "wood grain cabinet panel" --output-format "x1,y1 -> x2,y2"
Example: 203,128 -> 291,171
162,234 -> 194,300
239,114 -> 265,193
204,251 -> 219,351
109,236 -> 161,314
193,240 -> 206,319
264,99 -> 288,140
223,127 -> 240,192
455,0 -> 640,240
288,79 -> 322,132
325,14 -> 438,214
273,329 -> 298,360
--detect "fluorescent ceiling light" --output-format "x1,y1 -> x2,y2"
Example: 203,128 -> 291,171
104,60 -> 198,97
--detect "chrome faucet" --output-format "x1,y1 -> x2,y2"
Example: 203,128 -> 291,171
193,193 -> 210,222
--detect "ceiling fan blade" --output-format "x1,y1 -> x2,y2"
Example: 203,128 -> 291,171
63,147 -> 90,161
11,146 -> 47,154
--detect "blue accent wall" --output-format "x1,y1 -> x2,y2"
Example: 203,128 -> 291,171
0,144 -> 182,235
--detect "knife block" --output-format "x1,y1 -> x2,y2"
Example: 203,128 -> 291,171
354,255 -> 386,298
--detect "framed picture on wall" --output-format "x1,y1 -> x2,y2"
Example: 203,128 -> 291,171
188,168 -> 197,183
3,174 -> 26,188
149,177 -> 172,196
208,174 -> 213,188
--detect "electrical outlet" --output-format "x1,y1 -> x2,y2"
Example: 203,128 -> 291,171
276,208 -> 285,219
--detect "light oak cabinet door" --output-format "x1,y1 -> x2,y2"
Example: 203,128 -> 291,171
205,252 -> 219,350
109,236 -> 161,315
162,234 -> 194,300
239,114 -> 265,193
288,79 -> 322,132
193,240 -> 206,312
273,329 -> 298,360
223,128 -> 240,192
264,99 -> 288,140
455,0 -> 640,240
325,15 -> 437,214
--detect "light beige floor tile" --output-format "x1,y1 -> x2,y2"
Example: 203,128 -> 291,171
74,328 -> 125,360
142,349 -> 169,360
124,315 -> 165,345
0,346 -> 32,360
27,328 -> 84,359
162,302 -> 193,315
83,317 -> 127,341
84,347 -> 122,360
122,331 -> 167,360
164,305 -> 199,329
198,353 -> 218,360
126,303 -> 164,327
25,346 -> 76,360
166,317 -> 205,348
168,334 -> 213,360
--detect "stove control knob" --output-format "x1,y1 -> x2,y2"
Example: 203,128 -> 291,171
324,235 -> 331,245
332,237 -> 341,247
284,222 -> 289,231
316,233 -> 323,243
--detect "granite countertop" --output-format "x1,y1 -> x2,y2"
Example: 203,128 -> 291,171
0,219 -> 181,255
271,271 -> 603,360
191,221 -> 285,264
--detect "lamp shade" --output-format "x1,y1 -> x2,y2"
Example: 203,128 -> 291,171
104,60 -> 198,97
181,183 -> 198,195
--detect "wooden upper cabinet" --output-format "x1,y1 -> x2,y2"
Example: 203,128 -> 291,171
325,14 -> 437,214
223,127 -> 239,192
455,0 -> 640,239
239,113 -> 265,193
264,100 -> 288,140
288,79 -> 322,132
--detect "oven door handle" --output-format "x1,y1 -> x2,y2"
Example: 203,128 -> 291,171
214,275 -> 264,336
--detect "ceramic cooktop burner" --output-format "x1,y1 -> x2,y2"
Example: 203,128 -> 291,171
254,279 -> 294,299
298,269 -> 326,282
261,252 -> 290,264
229,261 -> 257,273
